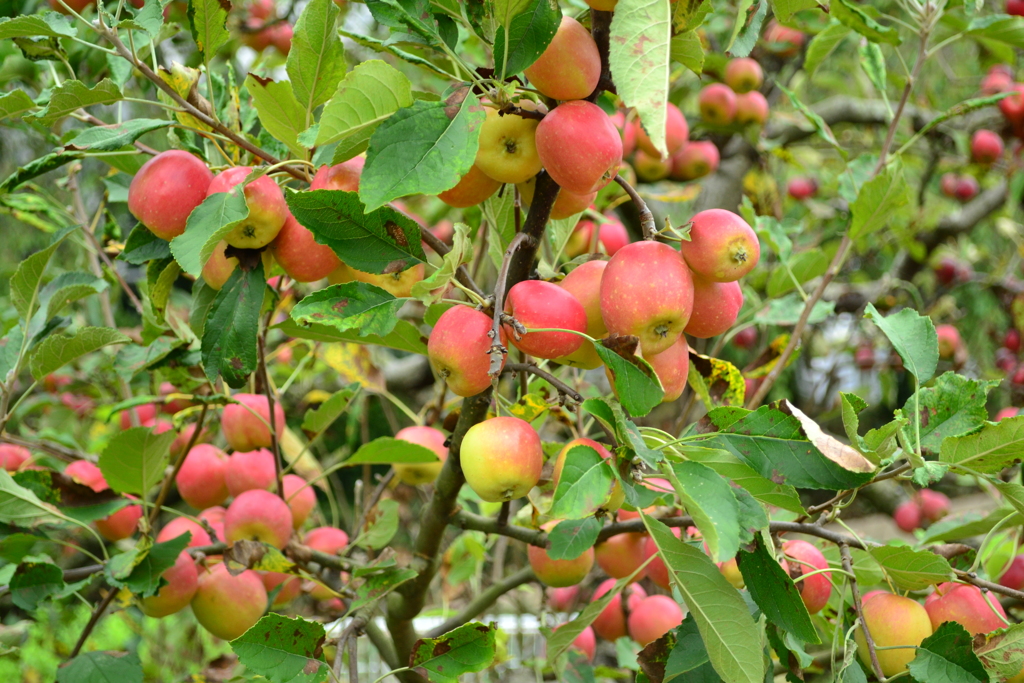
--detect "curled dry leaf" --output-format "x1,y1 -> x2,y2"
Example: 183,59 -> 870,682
776,400 -> 876,474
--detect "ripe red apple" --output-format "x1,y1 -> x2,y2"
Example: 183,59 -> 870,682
269,23 -> 292,55
680,209 -> 760,282
207,167 -> 289,249
270,212 -> 341,283
611,110 -> 638,157
643,336 -> 690,402
523,16 -> 601,101
475,106 -> 542,185
981,65 -> 1014,94
918,489 -> 950,522
954,175 -> 980,202
199,506 -> 227,542
642,526 -> 681,589
460,416 -> 543,503
925,582 -> 1008,634
1010,0 -> 1024,15
119,404 -> 157,429
225,448 -> 276,497
1005,328 -> 1021,353
139,550 -> 199,618
283,474 -> 316,529
159,382 -> 193,415
304,526 -> 350,599
787,176 -> 817,200
763,20 -> 805,57
536,100 -> 623,195
222,393 -> 286,453
855,592 -> 932,677
1000,555 -> 1024,590
504,280 -> 587,359
327,262 -> 426,298
552,438 -> 622,512
128,150 -> 214,241
428,305 -> 507,397
635,102 -> 689,158
999,84 -> 1024,124
633,150 -> 672,182
528,530 -> 595,587
157,516 -> 213,548
670,141 -> 720,181
242,20 -> 275,52
0,444 -> 31,472
547,586 -> 580,612
518,176 -> 595,220
685,278 -> 742,339
733,326 -> 757,349
855,344 -> 875,370
191,563 -> 268,640
564,217 -> 630,258
628,595 -> 685,646
393,426 -> 448,485
592,579 -> 646,641
936,324 -> 962,359
939,173 -> 959,199
971,129 -> 1004,164
96,501 -> 143,541
176,444 -> 230,510
65,460 -> 106,492
724,58 -> 763,93
261,570 -> 301,606
555,261 -> 609,369
310,158 -> 364,192
594,532 -> 648,581
565,625 -> 596,662
601,240 -> 695,356
782,539 -> 831,614
224,489 -> 293,549
170,422 -> 210,460
60,392 -> 94,416
438,165 -> 502,208
734,91 -> 769,126
997,407 -> 1021,421
698,84 -> 737,125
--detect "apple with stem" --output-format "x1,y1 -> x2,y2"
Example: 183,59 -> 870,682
191,562 -> 268,640
475,106 -> 543,185
128,150 -> 213,240
679,209 -> 760,283
536,100 -> 623,195
460,417 -> 543,503
428,305 -> 507,397
854,592 -> 933,677
207,167 -> 289,249
222,393 -> 286,453
523,16 -> 601,101
505,280 -> 588,359
224,489 -> 294,549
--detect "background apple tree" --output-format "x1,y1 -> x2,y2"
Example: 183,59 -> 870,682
7,0 -> 1024,680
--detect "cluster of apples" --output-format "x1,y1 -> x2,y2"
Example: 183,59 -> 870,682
937,128 -> 1003,203
698,59 -> 769,128
239,0 -> 293,56
892,488 -> 950,533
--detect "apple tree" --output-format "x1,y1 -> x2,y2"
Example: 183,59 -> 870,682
4,0 -> 1024,681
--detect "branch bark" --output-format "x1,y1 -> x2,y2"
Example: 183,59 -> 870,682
503,363 -> 583,403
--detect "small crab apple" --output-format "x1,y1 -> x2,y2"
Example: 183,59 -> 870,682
734,91 -> 769,126
528,523 -> 595,587
781,540 -> 831,614
222,393 -> 286,453
940,173 -> 959,199
925,582 -> 1008,635
428,305 -> 507,397
611,110 -> 638,157
139,551 -> 198,618
1000,555 -> 1024,590
475,106 -> 543,185
460,416 -> 543,503
283,474 -> 316,529
224,489 -> 293,549
918,489 -> 950,522
269,22 -> 292,55
564,217 -> 630,258
0,444 -> 30,472
953,175 -> 979,201
547,586 -> 580,612
119,404 -> 157,430
552,439 -> 623,512
1005,329 -> 1021,353
633,150 -> 672,182
936,324 -> 962,359
518,175 -> 595,220
191,563 -> 268,641
763,20 -> 805,57
207,167 -> 288,249
634,102 -> 689,158
855,344 -> 875,370
438,164 -> 502,208
393,426 -> 448,486
971,129 -> 1004,164
1000,84 -> 1024,124
643,336 -> 690,403
565,625 -> 596,662
601,241 -> 695,356
96,501 -> 143,541
128,150 -> 214,241
270,212 -> 341,283
305,526 -> 350,599
176,445 -> 229,510
680,209 -> 760,283
1011,0 -> 1024,15
523,16 -> 601,101
261,571 -> 302,607
671,141 -> 720,181
556,260 -> 610,370
225,448 -> 276,497
698,84 -> 737,126
855,593 -> 933,677
592,580 -> 647,641
310,158 -> 364,192
787,176 -> 817,200
594,532 -> 648,581
157,517 -> 213,548
505,280 -> 588,360
628,595 -> 685,646
642,527 -> 681,590
536,100 -> 623,195
733,326 -> 757,349
982,64 -> 1013,95
685,278 -> 743,339
65,460 -> 106,492
724,58 -> 764,93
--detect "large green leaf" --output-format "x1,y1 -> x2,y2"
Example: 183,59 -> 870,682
29,327 -> 130,380
907,622 -> 987,683
868,544 -> 953,591
170,188 -> 250,277
64,119 -> 170,153
940,416 -> 1024,474
312,59 -> 414,147
290,282 -> 404,338
0,470 -> 65,527
274,317 -> 427,355
359,92 -> 485,212
899,373 -> 997,455
547,517 -> 602,561
594,341 -> 664,417
831,0 -> 900,44
609,0 -> 672,156
850,161 -> 910,240
975,622 -> 1024,680
0,12 -> 76,39
188,0 -> 231,61
345,437 -> 440,466
201,260 -> 265,388
804,21 -> 851,76
669,30 -> 704,75
409,622 -> 497,683
0,90 -> 36,121
98,426 -> 177,495
232,614 -> 328,682
10,240 -> 60,322
665,461 -> 740,563
33,79 -> 122,126
245,75 -> 308,159
736,536 -> 819,644
56,651 -> 143,683
966,14 -> 1024,50
493,0 -> 560,78
642,515 -> 764,683
549,445 -> 614,520
680,445 -> 805,514
864,303 -> 938,383
10,560 -> 64,610
287,0 -> 346,117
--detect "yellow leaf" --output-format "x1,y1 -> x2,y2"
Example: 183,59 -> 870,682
322,343 -> 384,392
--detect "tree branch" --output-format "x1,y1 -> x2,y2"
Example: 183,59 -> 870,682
503,363 -> 583,403
420,229 -> 486,299
148,403 -> 208,531
425,567 -> 536,638
450,510 -> 548,546
69,587 -> 117,658
614,176 -> 655,239
488,232 -> 533,376
841,543 -> 885,681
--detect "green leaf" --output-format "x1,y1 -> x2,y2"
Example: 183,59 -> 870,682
923,507 -> 1020,543
966,14 -> 1024,50
736,536 -> 818,644
899,373 -> 997,455
777,83 -> 843,153
547,568 -> 647,662
680,445 -> 805,514
868,544 -> 953,591
290,282 -> 404,338
913,92 -> 1017,142
493,0 -> 560,78
642,515 -> 764,683
669,30 -> 704,74
346,566 -> 417,614
858,41 -> 888,101
940,416 -> 1024,475
547,517 -> 602,561
769,0 -> 818,23
831,0 -> 900,45
132,0 -> 165,37
33,79 -> 123,126
64,119 -> 170,153
410,622 -> 497,682
313,60 -> 414,148
0,13 -> 77,39
410,222 -> 472,304
549,445 -> 614,520
29,327 -> 131,380
975,622 -> 1024,680
98,426 -> 177,495
725,0 -> 767,58
244,76 -> 308,159
864,303 -> 938,383
365,0 -> 442,45
594,341 -> 664,417
201,259 -> 265,388
301,385 -> 360,433
664,461 -> 740,563
274,317 -> 428,356
10,560 -> 64,610
359,92 -> 485,212
10,240 -> 60,321
119,224 -> 171,265
345,437 -> 440,466
231,614 -> 328,682
804,21 -> 851,76
56,651 -> 143,683
288,0 -> 345,117
188,0 -> 231,61
353,498 -> 399,549
907,622 -> 988,683
850,160 -> 910,240
0,471 -> 67,527
671,0 -> 712,33
1,153 -> 82,193
766,247 -> 833,298
38,272 -> 109,322
123,533 -> 191,598
609,0 -> 672,157
170,187 -> 250,277
285,189 -> 426,274
0,90 -> 37,121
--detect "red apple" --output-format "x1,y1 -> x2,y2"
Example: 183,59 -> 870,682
460,416 -> 543,503
157,516 -> 213,548
680,209 -> 760,282
270,212 -> 341,282
96,500 -> 143,542
936,324 -> 962,359
1010,0 -> 1024,15
939,173 -> 959,199
207,167 -> 288,249
119,404 -> 157,430
65,460 -> 106,492
261,570 -> 301,606
643,335 -> 690,402
954,175 -> 980,202
628,595 -> 684,646
310,158 -> 364,192
304,526 -> 350,599
855,593 -> 932,677
547,586 -> 580,612
555,260 -> 609,370
566,625 -> 596,662
438,164 -> 502,208
224,489 -> 293,549
427,305 -> 507,397
633,150 -> 672,182
199,506 -> 227,542
564,217 -> 630,258
733,326 -> 757,349
670,141 -> 720,181
855,344 -> 875,370
781,539 -> 831,614
918,489 -> 950,522
139,550 -> 198,617
269,22 -> 292,55
393,426 -> 448,486
996,407 -> 1020,421
536,100 -> 623,195
283,474 -> 316,529
176,444 -> 230,510
591,579 -> 646,641
685,278 -> 743,339
222,393 -> 286,453
594,532 -> 648,581
191,562 -> 268,640
763,20 -> 805,57
924,582 -> 1008,634
1000,555 -> 1024,590
982,65 -> 1014,94
698,84 -> 737,125
528,530 -> 594,587
504,280 -> 587,359
971,129 -> 1004,164
225,448 -> 276,497
724,58 -> 763,93
0,444 -> 31,472
1005,328 -> 1021,353
523,16 -> 601,101
734,91 -> 769,126
787,177 -> 817,200
634,103 -> 689,158
1000,84 -> 1024,124
128,150 -> 214,241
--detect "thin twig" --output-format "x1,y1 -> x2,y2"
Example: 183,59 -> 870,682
424,567 -> 535,637
503,363 -> 583,403
349,469 -> 396,546
841,543 -> 885,681
69,588 -> 117,658
147,403 -> 209,531
488,232 -> 533,376
257,334 -> 285,500
420,229 -> 485,298
614,176 -> 655,239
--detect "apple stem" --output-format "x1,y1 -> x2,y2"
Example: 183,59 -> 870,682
504,362 -> 584,404
614,175 -> 656,239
